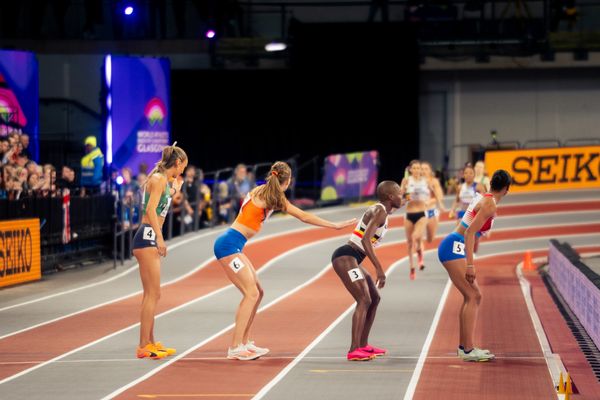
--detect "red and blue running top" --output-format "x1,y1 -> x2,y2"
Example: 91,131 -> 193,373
460,193 -> 496,236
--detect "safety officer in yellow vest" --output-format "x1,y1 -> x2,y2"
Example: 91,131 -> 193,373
81,136 -> 104,195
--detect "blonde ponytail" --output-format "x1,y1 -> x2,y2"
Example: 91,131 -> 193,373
254,161 -> 291,211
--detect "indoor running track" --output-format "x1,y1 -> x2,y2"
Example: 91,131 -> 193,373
1,189 -> 599,400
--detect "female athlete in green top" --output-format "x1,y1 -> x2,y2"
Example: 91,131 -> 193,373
133,143 -> 187,359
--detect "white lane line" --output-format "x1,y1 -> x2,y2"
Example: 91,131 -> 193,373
512,247 -> 600,398
253,251 -> 417,400
0,234 -> 349,386
252,237 -> 599,400
100,238 -> 417,400
402,280 -> 452,400
98,260 -> 340,400
0,254 -> 211,341
1,215 -> 597,388
0,355 -> 549,366
2,218 -> 597,343
0,228 -> 226,313
3,229 -> 595,392
0,224 -> 348,340
0,207 -> 356,312
4,195 -> 596,312
402,241 -> 596,400
2,200 -> 598,315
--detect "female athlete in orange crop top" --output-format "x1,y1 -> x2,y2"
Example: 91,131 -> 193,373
213,161 -> 356,361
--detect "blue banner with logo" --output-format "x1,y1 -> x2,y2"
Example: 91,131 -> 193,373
105,56 -> 170,172
0,50 -> 39,161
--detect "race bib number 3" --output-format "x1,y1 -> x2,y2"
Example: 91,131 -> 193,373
229,257 -> 245,274
452,241 -> 465,255
143,227 -> 156,241
348,268 -> 364,282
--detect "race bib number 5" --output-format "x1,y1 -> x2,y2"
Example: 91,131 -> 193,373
452,241 -> 465,255
348,268 -> 364,282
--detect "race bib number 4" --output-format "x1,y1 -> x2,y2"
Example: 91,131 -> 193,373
143,227 -> 156,241
452,241 -> 465,255
229,257 -> 245,274
348,268 -> 364,282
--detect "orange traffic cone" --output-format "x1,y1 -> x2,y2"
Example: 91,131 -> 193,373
565,373 -> 573,400
557,372 -> 565,394
523,251 -> 534,271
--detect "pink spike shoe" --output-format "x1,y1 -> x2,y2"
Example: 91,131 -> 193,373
347,349 -> 375,361
359,345 -> 387,357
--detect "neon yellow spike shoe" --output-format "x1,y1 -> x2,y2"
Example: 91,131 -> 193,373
154,341 -> 176,356
137,343 -> 167,359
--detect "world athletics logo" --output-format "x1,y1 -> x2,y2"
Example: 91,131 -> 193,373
144,97 -> 167,126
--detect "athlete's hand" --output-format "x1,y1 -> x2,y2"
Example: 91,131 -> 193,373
448,209 -> 455,219
376,272 -> 386,289
157,237 -> 167,257
334,218 -> 357,230
465,266 -> 476,284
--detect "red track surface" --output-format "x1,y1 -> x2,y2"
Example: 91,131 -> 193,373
0,227 -> 353,380
1,200 -> 598,398
115,224 -> 599,399
4,201 -> 596,380
414,251 -> 557,399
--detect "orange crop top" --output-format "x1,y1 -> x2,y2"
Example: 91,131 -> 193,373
234,193 -> 274,232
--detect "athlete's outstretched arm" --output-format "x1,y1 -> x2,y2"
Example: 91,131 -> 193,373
285,200 -> 356,230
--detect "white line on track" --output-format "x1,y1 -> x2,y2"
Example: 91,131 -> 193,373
0,224 -> 350,340
401,242 -> 600,400
98,261 -> 340,400
0,234 -> 352,386
0,228 -> 227,313
402,280 -> 451,400
5,206 -> 595,342
0,208 -> 597,393
0,207 -> 358,312
4,195 -> 595,313
0,355 -> 549,366
1,215 -> 597,344
2,199 -> 597,318
251,252 -> 420,400
253,239 -> 599,400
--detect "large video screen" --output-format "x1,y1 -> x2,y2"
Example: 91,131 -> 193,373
0,50 -> 39,161
105,55 -> 170,172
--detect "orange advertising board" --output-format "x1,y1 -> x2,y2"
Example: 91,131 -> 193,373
485,146 -> 600,192
0,219 -> 41,288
